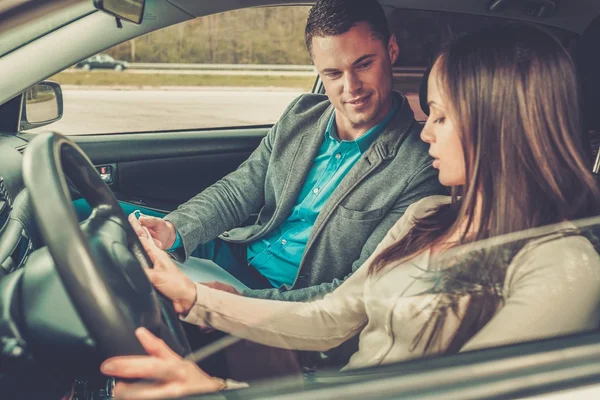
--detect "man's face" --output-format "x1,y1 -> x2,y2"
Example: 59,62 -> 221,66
312,21 -> 399,135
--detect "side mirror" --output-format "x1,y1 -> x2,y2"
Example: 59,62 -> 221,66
93,0 -> 146,25
20,81 -> 63,131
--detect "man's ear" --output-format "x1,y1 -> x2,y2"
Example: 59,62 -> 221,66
388,34 -> 399,64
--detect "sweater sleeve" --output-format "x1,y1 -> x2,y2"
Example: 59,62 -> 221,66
181,261 -> 368,352
462,235 -> 600,352
179,199 -> 429,351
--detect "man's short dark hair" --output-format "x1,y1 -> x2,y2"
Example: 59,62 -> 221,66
305,0 -> 391,57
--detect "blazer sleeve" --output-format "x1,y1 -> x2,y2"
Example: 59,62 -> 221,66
181,264 -> 368,352
164,96 -> 305,261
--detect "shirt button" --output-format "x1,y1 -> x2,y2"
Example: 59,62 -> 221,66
335,153 -> 342,159
281,239 -> 287,245
313,188 -> 320,194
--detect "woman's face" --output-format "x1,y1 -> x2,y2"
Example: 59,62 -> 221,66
420,61 -> 467,187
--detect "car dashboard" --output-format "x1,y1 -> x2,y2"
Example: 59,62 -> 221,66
0,134 -> 40,279
0,133 -> 108,398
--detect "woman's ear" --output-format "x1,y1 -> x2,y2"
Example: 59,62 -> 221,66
388,34 -> 399,64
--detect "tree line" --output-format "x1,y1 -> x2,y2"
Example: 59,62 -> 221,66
105,7 -> 526,67
107,7 -> 313,65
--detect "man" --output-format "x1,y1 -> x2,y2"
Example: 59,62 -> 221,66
130,0 -> 444,302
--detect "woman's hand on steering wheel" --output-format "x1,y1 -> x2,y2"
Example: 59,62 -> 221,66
140,237 -> 197,316
101,328 -> 222,399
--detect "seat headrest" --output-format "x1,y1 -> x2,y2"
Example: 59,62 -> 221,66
419,66 -> 432,118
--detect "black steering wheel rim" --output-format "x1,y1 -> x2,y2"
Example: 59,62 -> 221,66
22,132 -> 191,359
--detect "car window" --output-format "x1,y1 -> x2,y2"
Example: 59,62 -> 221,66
22,8 -> 575,134
388,10 -> 575,121
25,6 -> 314,135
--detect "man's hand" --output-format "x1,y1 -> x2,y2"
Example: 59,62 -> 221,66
201,281 -> 241,296
140,237 -> 197,315
101,328 -> 223,400
128,213 -> 177,250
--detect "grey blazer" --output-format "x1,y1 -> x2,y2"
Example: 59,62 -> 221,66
165,92 -> 446,301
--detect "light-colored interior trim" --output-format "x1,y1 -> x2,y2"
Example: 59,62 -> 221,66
170,0 -> 600,33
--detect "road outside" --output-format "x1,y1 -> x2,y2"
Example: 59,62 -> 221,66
31,88 -> 303,135
29,88 -> 425,136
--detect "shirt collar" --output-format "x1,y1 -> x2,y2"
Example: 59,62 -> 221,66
325,97 -> 399,153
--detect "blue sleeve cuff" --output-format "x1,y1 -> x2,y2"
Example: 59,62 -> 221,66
166,230 -> 183,252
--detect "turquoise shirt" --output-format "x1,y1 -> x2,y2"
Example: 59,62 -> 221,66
247,103 -> 398,288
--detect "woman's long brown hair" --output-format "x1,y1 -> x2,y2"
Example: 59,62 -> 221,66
371,24 -> 600,353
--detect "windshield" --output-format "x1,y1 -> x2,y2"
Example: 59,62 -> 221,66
0,2 -> 94,57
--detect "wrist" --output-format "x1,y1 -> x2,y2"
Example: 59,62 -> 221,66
181,279 -> 197,315
209,377 -> 227,392
164,220 -> 177,248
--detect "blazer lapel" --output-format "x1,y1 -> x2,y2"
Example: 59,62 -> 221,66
305,92 -> 418,247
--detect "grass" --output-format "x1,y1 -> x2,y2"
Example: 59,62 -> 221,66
49,71 -> 315,89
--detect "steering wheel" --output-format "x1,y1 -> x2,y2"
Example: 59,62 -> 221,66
22,132 -> 191,359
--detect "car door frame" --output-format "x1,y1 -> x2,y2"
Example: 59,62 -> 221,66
216,330 -> 600,400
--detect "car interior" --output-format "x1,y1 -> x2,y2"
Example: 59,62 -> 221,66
1,0 -> 600,399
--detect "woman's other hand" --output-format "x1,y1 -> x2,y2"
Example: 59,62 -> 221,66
140,236 -> 197,315
101,328 -> 224,399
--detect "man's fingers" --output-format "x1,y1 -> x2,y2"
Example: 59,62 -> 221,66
136,328 -> 181,361
139,215 -> 164,229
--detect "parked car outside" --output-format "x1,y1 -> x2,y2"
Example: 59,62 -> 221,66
75,54 -> 128,71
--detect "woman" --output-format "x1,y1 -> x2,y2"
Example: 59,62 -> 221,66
101,24 -> 600,399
